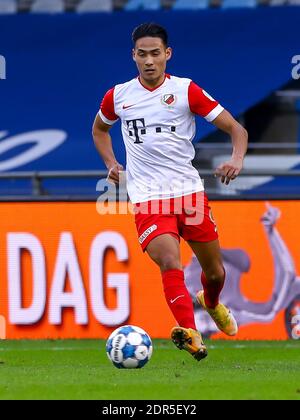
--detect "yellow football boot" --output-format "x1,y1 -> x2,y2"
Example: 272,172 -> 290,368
197,291 -> 238,336
171,327 -> 208,361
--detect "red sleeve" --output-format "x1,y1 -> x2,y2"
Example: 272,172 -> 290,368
99,87 -> 119,124
188,81 -> 224,122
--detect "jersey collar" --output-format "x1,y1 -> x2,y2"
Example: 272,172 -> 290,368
137,73 -> 170,92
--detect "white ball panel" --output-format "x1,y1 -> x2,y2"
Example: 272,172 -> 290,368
131,326 -> 147,335
127,332 -> 142,345
134,345 -> 148,361
148,346 -> 153,360
122,358 -> 139,368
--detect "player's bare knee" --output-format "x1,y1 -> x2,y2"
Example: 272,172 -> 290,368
147,247 -> 181,271
205,268 -> 225,284
159,254 -> 181,272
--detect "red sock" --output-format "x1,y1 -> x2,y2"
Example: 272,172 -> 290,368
162,269 -> 196,329
201,270 -> 225,309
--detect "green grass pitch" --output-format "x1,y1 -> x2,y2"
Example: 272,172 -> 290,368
0,340 -> 299,400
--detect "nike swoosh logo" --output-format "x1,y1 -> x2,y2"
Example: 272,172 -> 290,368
123,104 -> 135,109
170,295 -> 185,304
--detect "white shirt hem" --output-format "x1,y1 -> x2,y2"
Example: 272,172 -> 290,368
130,186 -> 205,204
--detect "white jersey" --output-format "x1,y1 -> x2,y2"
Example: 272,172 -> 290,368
99,74 -> 224,204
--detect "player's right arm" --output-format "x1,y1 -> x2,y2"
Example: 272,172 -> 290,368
92,87 -> 123,184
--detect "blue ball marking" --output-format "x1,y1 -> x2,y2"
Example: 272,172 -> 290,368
113,361 -> 125,369
138,358 -> 149,368
142,334 -> 151,347
106,338 -> 113,353
122,343 -> 136,359
118,326 -> 135,336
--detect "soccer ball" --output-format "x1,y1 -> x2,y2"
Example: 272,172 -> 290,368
106,325 -> 153,369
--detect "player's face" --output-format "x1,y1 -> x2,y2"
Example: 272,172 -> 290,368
133,37 -> 172,85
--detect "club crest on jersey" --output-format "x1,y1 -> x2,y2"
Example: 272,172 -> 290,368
161,94 -> 176,106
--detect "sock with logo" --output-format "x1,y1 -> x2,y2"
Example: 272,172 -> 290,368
162,269 -> 196,330
201,270 -> 225,309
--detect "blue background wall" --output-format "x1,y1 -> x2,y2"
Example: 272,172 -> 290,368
0,7 -> 299,171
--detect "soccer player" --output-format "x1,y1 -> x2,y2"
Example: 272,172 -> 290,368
92,23 -> 248,361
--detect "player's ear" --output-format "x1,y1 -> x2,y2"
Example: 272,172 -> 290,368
166,47 -> 172,62
132,48 -> 136,62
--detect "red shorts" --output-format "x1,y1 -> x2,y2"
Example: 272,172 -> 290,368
134,192 -> 218,252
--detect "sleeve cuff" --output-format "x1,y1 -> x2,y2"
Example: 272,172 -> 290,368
98,109 -> 118,125
205,104 -> 224,122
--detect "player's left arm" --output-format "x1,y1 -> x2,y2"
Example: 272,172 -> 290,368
212,109 -> 248,185
188,81 -> 248,185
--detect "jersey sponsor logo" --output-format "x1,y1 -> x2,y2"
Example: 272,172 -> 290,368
126,118 -> 145,144
123,104 -> 136,110
126,118 -> 177,144
138,224 -> 157,244
161,94 -> 176,106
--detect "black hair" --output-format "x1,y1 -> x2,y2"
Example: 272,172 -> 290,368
132,23 -> 168,48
